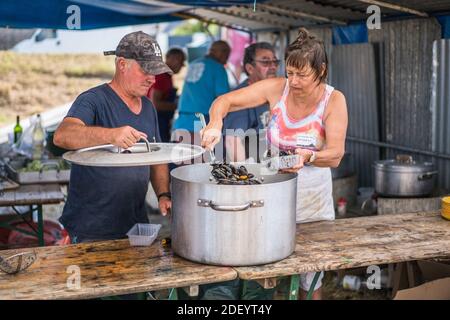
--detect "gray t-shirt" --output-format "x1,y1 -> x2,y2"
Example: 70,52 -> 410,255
59,84 -> 161,240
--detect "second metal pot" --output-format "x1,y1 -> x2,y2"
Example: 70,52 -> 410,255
170,163 -> 297,266
373,155 -> 437,197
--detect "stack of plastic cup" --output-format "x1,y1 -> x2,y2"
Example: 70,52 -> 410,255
442,196 -> 450,220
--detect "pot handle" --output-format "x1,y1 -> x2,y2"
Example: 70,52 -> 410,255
197,199 -> 264,212
39,162 -> 61,178
418,171 -> 438,181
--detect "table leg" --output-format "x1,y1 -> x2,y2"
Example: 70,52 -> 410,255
288,274 -> 300,300
136,292 -> 147,300
0,215 -> 36,237
306,272 -> 321,300
168,288 -> 178,300
240,280 -> 248,299
36,205 -> 44,247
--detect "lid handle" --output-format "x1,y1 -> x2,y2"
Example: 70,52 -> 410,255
396,154 -> 413,164
117,136 -> 151,154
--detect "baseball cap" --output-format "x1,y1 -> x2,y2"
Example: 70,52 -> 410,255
104,31 -> 173,75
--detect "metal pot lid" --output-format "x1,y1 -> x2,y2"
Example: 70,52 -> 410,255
373,155 -> 435,173
63,141 -> 205,167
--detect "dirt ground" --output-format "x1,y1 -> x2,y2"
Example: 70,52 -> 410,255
0,52 -> 116,127
0,52 -> 188,129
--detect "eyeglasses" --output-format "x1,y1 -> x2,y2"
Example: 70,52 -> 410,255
254,59 -> 280,67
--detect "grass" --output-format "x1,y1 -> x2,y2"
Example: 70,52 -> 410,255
0,52 -> 115,127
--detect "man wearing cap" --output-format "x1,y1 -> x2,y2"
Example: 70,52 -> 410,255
54,31 -> 172,243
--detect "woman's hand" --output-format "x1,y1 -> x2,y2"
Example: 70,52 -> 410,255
280,148 -> 314,173
200,120 -> 223,150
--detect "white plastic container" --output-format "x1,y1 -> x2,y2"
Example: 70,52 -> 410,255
126,223 -> 161,246
342,275 -> 363,291
266,154 -> 301,171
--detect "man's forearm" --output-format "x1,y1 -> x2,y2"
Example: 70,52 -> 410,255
54,122 -> 113,150
150,164 -> 170,196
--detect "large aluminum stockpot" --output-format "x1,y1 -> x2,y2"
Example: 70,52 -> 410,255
373,155 -> 438,197
170,163 -> 297,266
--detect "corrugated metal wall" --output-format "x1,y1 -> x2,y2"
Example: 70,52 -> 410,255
368,19 -> 441,150
431,39 -> 450,191
264,20 -> 449,192
330,43 -> 381,187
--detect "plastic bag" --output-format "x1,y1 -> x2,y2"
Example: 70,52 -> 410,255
12,114 -> 46,159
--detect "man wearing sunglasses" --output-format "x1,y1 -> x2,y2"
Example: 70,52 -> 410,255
223,42 -> 279,162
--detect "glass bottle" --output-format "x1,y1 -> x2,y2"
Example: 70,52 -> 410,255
32,114 -> 45,160
13,115 -> 23,143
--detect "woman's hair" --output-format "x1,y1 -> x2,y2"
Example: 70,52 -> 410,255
285,28 -> 328,83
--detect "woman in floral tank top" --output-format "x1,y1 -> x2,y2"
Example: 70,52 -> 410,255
201,28 -> 348,300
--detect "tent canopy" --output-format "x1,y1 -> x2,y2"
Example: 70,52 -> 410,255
0,0 -> 259,30
1,0 -> 449,33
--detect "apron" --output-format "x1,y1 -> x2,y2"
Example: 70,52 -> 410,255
296,165 -> 334,223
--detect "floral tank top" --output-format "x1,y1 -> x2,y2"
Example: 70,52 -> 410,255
266,80 -> 334,152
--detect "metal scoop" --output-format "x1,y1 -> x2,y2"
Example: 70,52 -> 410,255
0,251 -> 37,275
195,113 -> 218,164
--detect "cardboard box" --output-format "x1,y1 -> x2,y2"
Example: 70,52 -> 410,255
394,260 -> 450,300
394,277 -> 450,300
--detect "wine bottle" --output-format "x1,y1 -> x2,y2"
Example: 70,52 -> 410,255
13,115 -> 23,143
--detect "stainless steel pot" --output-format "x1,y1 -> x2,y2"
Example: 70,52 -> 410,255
373,155 -> 437,197
170,163 -> 297,266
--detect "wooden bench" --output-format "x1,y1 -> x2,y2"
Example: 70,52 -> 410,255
0,184 -> 65,246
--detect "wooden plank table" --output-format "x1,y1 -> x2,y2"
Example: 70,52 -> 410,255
0,184 -> 64,206
1,211 -> 448,300
235,211 -> 450,299
0,239 -> 237,300
0,184 -> 65,246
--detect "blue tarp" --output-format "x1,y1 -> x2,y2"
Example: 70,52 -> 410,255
0,0 -> 185,30
0,0 -> 262,30
437,15 -> 450,39
333,15 -> 450,44
332,23 -> 368,45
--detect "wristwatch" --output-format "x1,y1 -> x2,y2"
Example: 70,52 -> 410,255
157,192 -> 171,201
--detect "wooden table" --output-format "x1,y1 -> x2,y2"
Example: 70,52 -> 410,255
0,211 -> 448,300
0,239 -> 237,300
0,184 -> 65,246
235,211 -> 450,299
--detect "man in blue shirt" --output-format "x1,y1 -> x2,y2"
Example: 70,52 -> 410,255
223,42 -> 279,162
54,32 -> 172,243
173,40 -> 230,147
